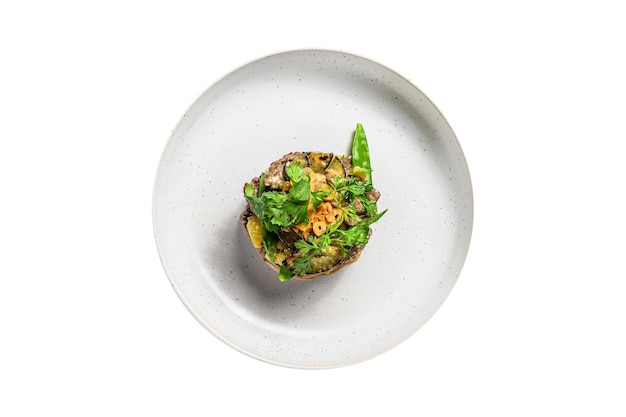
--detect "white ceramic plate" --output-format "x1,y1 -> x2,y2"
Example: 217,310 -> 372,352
153,50 -> 473,368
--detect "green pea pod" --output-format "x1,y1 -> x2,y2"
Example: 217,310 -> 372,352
351,123 -> 372,186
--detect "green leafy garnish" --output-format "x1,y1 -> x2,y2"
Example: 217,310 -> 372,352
292,235 -> 331,275
285,162 -> 305,182
245,162 -> 313,234
278,266 -> 296,282
331,209 -> 387,252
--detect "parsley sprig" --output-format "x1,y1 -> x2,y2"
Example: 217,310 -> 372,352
292,234 -> 331,275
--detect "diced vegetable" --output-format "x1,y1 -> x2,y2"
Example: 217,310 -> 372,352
308,152 -> 333,173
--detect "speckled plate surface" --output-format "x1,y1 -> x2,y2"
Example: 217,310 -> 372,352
153,50 -> 473,368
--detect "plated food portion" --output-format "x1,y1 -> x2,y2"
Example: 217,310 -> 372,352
241,124 -> 387,281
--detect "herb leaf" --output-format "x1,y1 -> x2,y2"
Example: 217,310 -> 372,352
244,163 -> 313,232
330,209 -> 387,250
285,162 -> 305,183
278,266 -> 296,282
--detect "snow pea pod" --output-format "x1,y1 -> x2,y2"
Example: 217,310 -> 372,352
351,123 -> 372,186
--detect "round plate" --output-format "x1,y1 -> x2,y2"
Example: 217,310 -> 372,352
153,50 -> 473,368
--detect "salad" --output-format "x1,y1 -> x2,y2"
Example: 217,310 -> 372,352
241,123 -> 386,281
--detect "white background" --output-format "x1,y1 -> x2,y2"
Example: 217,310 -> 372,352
2,1 -> 624,415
